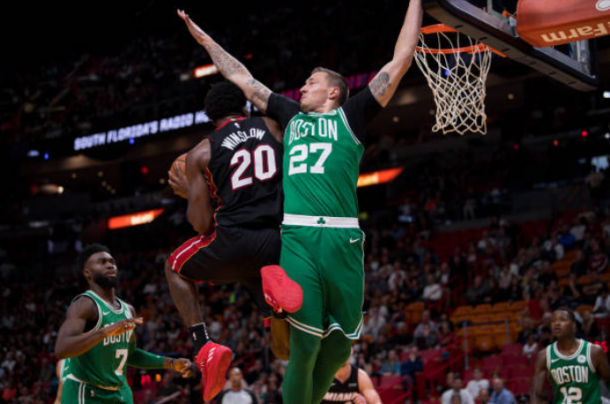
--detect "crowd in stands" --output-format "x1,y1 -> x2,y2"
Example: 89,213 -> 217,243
1,201 -> 609,403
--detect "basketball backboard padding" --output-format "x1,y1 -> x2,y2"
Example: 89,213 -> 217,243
422,0 -> 599,91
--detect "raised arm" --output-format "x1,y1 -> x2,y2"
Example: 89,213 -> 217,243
177,10 -> 272,113
185,139 -> 214,235
531,349 -> 548,404
368,0 -> 423,107
55,297 -> 142,359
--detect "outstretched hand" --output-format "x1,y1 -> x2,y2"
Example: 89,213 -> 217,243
177,10 -> 207,45
171,358 -> 195,378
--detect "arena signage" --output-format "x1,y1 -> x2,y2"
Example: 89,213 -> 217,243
108,209 -> 164,230
357,168 -> 403,188
73,110 -> 211,152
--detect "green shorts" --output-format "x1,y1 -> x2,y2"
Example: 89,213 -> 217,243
62,376 -> 133,404
280,215 -> 365,339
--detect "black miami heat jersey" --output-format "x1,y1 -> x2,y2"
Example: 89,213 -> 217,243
206,116 -> 283,228
321,365 -> 360,403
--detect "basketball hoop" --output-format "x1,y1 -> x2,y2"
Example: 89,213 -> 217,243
414,24 -> 504,136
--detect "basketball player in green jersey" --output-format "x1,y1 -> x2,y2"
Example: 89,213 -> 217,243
54,244 -> 193,403
177,1 -> 423,402
532,308 -> 610,404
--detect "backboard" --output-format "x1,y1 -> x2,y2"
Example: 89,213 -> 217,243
422,0 -> 599,91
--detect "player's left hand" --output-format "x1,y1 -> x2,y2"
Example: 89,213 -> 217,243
171,358 -> 195,378
168,167 -> 188,199
353,393 -> 367,404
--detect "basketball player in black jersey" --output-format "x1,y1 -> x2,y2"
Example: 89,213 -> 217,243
164,81 -> 297,402
322,354 -> 382,404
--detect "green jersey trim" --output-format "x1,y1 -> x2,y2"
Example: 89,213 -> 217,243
587,343 -> 596,373
283,214 -> 359,228
87,290 -> 126,315
285,314 -> 364,340
553,339 -> 584,361
337,107 -> 361,146
66,374 -> 121,391
72,294 -> 103,336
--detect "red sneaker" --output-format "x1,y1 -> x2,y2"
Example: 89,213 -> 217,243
194,342 -> 232,402
261,265 -> 303,313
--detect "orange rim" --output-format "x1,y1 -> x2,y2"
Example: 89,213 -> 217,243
417,24 -> 506,57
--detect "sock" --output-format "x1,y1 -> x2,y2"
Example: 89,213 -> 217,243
188,323 -> 210,355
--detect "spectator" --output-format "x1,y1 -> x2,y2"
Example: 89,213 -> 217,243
489,377 -> 516,404
400,346 -> 423,388
466,367 -> 490,399
441,374 -> 475,404
389,322 -> 413,349
571,249 -> 588,276
542,234 -> 564,261
215,368 -> 258,404
363,307 -> 387,342
478,388 -> 491,404
414,310 -> 439,339
562,273 -> 582,302
570,217 -> 587,243
522,334 -> 539,361
588,238 -> 609,273
423,273 -> 443,302
380,349 -> 401,376
580,311 -> 600,339
593,285 -> 610,318
466,276 -> 490,306
416,323 -> 441,350
537,261 -> 557,289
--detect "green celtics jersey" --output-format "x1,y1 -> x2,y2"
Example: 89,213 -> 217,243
284,108 -> 364,218
547,339 -> 601,404
69,290 -> 133,388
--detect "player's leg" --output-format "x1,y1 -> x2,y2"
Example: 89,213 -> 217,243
310,227 -> 366,403
283,326 -> 321,404
165,231 -> 232,402
311,331 -> 353,404
279,225 -> 325,404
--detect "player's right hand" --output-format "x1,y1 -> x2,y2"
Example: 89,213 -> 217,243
103,318 -> 143,337
177,10 -> 207,45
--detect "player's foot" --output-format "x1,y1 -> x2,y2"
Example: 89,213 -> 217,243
261,265 -> 303,313
195,341 -> 232,402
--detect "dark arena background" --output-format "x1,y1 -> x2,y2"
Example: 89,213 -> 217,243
1,0 -> 610,403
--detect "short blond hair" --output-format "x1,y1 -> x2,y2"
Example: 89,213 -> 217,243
311,67 -> 349,106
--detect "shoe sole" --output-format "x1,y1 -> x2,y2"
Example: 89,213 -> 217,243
261,265 -> 303,313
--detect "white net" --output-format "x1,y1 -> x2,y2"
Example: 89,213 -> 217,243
414,27 -> 493,135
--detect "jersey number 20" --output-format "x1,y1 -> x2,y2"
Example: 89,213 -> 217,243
230,145 -> 277,190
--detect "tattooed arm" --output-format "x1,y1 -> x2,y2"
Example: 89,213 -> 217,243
177,10 -> 272,113
368,0 -> 423,107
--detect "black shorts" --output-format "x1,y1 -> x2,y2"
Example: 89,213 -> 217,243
169,226 -> 280,311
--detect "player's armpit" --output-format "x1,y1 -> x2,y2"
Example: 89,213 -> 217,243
261,117 -> 284,144
531,349 -> 549,404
